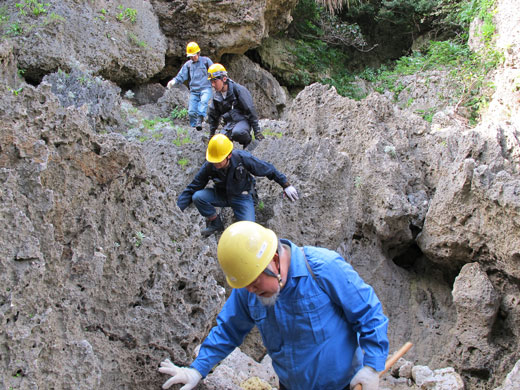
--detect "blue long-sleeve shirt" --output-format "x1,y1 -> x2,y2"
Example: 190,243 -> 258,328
174,56 -> 213,92
191,240 -> 389,390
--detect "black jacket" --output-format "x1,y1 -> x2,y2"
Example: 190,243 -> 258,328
208,80 -> 261,136
177,150 -> 289,211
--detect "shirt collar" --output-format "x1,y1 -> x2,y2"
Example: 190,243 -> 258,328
279,239 -> 309,296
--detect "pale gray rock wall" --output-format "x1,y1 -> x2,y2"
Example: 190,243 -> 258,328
152,0 -> 298,61
226,54 -> 288,119
5,0 -> 167,84
0,60 -> 225,389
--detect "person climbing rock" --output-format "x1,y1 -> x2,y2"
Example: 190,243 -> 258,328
167,42 -> 213,131
206,63 -> 264,149
158,221 -> 389,390
176,135 -> 298,237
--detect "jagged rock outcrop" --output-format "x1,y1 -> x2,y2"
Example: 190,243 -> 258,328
3,0 -> 167,84
1,0 -> 520,389
151,0 -> 298,64
0,46 -> 225,389
225,54 -> 289,119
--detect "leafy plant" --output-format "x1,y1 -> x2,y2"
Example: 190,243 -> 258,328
6,22 -> 23,36
116,5 -> 137,23
177,158 -> 189,167
0,6 -> 9,27
134,231 -> 145,247
172,127 -> 192,146
261,128 -> 283,139
170,106 -> 188,120
128,32 -> 147,47
9,87 -> 23,96
15,0 -> 50,17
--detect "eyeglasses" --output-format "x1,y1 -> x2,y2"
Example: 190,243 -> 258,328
262,267 -> 278,278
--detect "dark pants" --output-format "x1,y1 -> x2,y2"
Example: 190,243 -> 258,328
279,383 -> 350,390
221,120 -> 251,147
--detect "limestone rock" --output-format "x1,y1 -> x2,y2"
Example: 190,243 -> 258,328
152,0 -> 298,63
6,0 -> 167,84
412,366 -> 464,390
226,54 -> 288,119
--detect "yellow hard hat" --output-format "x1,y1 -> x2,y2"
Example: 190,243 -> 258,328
186,42 -> 200,56
207,63 -> 228,80
217,221 -> 278,288
206,134 -> 233,163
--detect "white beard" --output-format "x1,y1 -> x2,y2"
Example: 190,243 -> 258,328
258,289 -> 280,307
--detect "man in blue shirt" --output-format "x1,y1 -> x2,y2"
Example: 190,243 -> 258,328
159,221 -> 389,390
167,42 -> 213,130
177,135 -> 298,237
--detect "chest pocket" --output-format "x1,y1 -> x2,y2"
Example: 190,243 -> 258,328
234,165 -> 248,181
248,304 -> 283,353
282,290 -> 331,346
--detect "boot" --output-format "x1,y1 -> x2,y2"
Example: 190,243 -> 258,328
195,116 -> 204,131
201,215 -> 224,237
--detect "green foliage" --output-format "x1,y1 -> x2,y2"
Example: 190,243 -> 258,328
261,128 -> 283,139
257,200 -> 265,210
9,87 -> 23,95
0,6 -> 9,27
170,106 -> 188,120
6,22 -> 23,36
116,5 -> 137,23
172,127 -> 193,146
177,158 -> 189,167
134,231 -> 145,247
128,32 -> 147,48
416,108 -> 436,122
15,0 -> 50,17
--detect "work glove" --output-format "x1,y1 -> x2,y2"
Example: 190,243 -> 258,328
167,78 -> 177,89
283,185 -> 299,201
254,132 -> 265,141
158,359 -> 202,390
350,366 -> 379,390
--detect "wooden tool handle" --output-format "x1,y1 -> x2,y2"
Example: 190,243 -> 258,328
352,341 -> 413,390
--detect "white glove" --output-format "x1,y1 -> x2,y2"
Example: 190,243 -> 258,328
167,78 -> 177,89
350,366 -> 379,390
283,185 -> 299,201
158,359 -> 202,390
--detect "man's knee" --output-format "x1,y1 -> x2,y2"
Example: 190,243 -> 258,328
192,190 -> 204,204
232,129 -> 252,146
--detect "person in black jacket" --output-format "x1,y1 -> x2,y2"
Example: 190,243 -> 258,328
177,134 -> 299,237
206,63 -> 264,149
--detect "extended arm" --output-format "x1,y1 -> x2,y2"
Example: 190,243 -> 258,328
315,254 -> 389,371
176,164 -> 211,211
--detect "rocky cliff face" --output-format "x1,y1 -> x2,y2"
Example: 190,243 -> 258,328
1,0 -> 519,389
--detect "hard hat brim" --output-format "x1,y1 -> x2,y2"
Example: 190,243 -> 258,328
223,228 -> 278,289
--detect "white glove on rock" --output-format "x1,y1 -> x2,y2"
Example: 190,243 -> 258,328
167,78 -> 177,89
283,185 -> 299,201
158,359 -> 202,390
350,366 -> 379,390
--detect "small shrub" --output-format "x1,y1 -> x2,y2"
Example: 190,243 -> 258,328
170,106 -> 188,120
16,0 -> 50,17
128,32 -> 147,48
177,158 -> 189,167
116,5 -> 137,23
134,231 -> 145,247
261,128 -> 283,139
